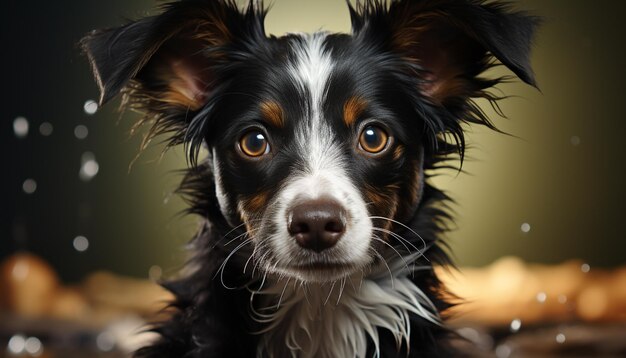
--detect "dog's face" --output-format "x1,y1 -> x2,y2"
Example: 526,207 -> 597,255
83,0 -> 538,283
209,33 -> 430,282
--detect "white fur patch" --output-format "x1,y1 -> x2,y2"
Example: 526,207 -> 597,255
287,32 -> 341,177
258,33 -> 374,282
212,150 -> 233,222
253,254 -> 441,358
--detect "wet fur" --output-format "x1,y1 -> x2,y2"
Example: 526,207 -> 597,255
81,0 -> 539,356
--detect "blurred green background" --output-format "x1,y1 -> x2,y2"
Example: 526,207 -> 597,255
2,0 -> 625,283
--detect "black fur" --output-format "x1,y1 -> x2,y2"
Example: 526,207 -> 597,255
81,0 -> 539,356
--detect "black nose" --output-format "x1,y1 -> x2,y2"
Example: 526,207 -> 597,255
287,199 -> 347,253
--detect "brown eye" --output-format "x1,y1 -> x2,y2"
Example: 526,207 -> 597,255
359,125 -> 389,154
239,131 -> 270,157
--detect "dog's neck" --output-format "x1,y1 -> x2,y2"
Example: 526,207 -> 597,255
252,254 -> 440,358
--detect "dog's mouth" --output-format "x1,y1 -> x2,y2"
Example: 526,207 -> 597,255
273,261 -> 364,283
285,259 -> 360,277
288,262 -> 347,270
254,245 -> 374,283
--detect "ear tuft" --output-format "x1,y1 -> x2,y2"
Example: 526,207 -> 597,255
81,18 -> 160,106
81,0 -> 266,108
80,0 -> 267,162
350,0 -> 541,104
349,0 -> 541,167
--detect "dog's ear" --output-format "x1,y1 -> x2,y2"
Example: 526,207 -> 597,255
81,1 -> 265,141
349,0 -> 540,106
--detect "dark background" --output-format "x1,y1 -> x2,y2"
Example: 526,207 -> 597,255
2,0 -> 625,283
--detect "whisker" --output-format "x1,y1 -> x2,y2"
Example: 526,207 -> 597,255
368,216 -> 430,262
301,280 -> 311,305
370,247 -> 394,289
371,227 -> 416,255
224,227 -> 259,247
243,248 -> 256,274
374,228 -> 412,254
336,277 -> 347,305
323,280 -> 337,306
276,277 -> 291,309
216,238 -> 253,289
347,275 -> 359,294
359,270 -> 365,291
221,222 -> 248,240
372,236 -> 410,271
252,249 -> 271,277
213,219 -> 262,247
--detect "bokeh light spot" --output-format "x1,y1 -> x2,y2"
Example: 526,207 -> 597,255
73,236 -> 89,252
536,292 -> 547,303
11,260 -> 29,281
7,334 -> 26,354
24,336 -> 42,355
581,263 -> 591,273
80,159 -> 100,181
96,332 -> 116,352
22,178 -> 37,194
149,265 -> 163,281
84,99 -> 99,115
495,344 -> 512,358
74,125 -> 89,139
13,117 -> 29,138
510,318 -> 522,333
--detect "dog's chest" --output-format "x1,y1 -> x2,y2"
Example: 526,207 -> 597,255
253,257 -> 440,358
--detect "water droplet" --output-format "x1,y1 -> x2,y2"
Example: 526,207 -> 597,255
12,260 -> 29,281
536,292 -> 547,303
84,100 -> 98,115
79,159 -> 99,181
73,236 -> 89,252
495,344 -> 512,358
24,337 -> 42,355
74,125 -> 89,139
13,117 -> 29,138
39,122 -> 53,136
7,334 -> 26,354
22,178 -> 37,194
149,265 -> 163,282
510,318 -> 522,332
96,332 -> 116,352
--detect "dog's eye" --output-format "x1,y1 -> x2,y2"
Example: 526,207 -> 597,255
239,131 -> 270,157
359,125 -> 389,154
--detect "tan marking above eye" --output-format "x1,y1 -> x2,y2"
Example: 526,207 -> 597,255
359,125 -> 389,154
343,96 -> 368,127
260,100 -> 284,128
239,131 -> 270,157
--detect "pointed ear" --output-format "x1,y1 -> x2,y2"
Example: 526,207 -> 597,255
81,1 -> 264,110
350,0 -> 540,105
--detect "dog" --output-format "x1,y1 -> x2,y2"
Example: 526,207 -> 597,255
81,0 -> 539,356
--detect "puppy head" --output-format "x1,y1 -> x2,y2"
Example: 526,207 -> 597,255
82,0 -> 538,283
